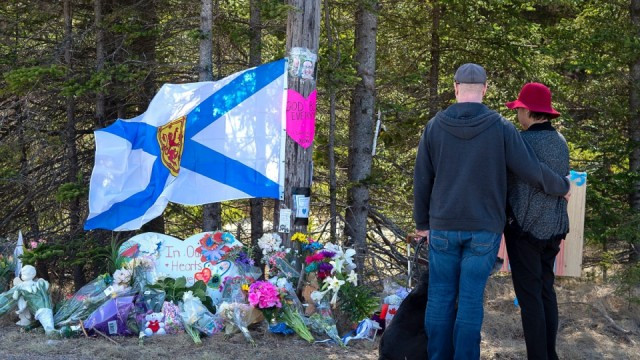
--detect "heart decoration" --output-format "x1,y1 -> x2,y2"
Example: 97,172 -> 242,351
286,89 -> 317,148
194,267 -> 212,283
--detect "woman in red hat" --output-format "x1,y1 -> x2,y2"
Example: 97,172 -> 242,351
504,82 -> 569,360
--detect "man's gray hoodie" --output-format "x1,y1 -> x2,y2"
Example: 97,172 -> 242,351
413,102 -> 569,234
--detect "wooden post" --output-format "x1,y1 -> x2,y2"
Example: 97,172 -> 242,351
282,0 -> 321,247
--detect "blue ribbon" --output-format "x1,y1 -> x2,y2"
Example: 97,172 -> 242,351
569,170 -> 587,186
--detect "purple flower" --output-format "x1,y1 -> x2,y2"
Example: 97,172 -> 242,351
320,250 -> 336,259
318,262 -> 333,274
236,251 -> 255,266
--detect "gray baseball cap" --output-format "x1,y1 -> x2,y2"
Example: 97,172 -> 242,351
454,63 -> 487,84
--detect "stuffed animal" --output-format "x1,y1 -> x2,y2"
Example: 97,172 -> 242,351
144,312 -> 166,336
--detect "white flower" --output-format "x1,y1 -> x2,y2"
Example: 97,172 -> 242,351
257,233 -> 283,255
182,290 -> 195,302
276,277 -> 288,289
113,269 -> 132,286
325,243 -> 357,274
325,276 -> 345,305
343,248 -> 356,271
347,270 -> 358,285
325,276 -> 345,293
330,257 -> 344,274
310,290 -> 327,303
155,272 -> 167,281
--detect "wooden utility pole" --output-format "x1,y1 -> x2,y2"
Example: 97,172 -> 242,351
283,0 -> 321,247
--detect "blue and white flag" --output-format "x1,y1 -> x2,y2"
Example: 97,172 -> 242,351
85,59 -> 287,231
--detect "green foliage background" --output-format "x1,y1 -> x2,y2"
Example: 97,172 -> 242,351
0,0 -> 638,296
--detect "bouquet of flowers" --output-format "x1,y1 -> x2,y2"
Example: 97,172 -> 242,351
217,301 -> 259,344
305,243 -> 358,306
247,280 -> 282,322
257,233 -> 300,280
83,295 -> 136,336
307,300 -> 344,346
252,277 -> 314,343
54,274 -> 130,327
179,291 -> 224,344
161,301 -> 184,334
0,287 -> 17,317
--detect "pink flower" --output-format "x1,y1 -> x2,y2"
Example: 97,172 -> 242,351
305,253 -> 324,264
248,281 -> 282,309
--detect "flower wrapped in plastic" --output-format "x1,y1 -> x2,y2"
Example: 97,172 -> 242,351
217,301 -> 261,344
54,274 -> 129,327
276,280 -> 314,343
247,280 -> 282,322
179,291 -> 224,344
307,299 -> 344,346
83,295 -> 136,336
161,301 -> 184,334
0,287 -> 17,317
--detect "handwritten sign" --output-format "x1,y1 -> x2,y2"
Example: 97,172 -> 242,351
118,232 -> 243,303
286,89 -> 317,148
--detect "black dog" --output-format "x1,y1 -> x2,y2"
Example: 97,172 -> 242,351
378,257 -> 503,360
378,270 -> 429,360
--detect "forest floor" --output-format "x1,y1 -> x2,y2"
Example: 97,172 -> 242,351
0,275 -> 638,360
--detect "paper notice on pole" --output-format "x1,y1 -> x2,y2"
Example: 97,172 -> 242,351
279,209 -> 292,233
294,195 -> 310,218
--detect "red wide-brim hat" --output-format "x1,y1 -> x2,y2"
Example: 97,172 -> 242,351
505,82 -> 560,118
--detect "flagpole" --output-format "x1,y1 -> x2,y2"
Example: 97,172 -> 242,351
279,58 -> 289,202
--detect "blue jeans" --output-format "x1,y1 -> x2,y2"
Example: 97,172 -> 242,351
425,230 -> 501,360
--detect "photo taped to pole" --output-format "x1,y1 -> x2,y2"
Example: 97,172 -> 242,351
292,187 -> 311,226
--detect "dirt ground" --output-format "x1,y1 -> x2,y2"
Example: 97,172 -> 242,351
0,275 -> 638,360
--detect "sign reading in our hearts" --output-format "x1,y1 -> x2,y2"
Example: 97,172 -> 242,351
286,89 -> 317,148
118,232 -> 243,303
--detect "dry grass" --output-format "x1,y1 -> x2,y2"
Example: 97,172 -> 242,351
0,275 -> 638,360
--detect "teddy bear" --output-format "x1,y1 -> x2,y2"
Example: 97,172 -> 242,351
143,312 -> 166,336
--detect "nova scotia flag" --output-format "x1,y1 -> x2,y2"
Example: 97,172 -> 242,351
85,59 -> 287,231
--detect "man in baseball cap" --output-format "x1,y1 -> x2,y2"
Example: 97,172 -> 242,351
504,82 -> 568,360
414,65 -> 570,359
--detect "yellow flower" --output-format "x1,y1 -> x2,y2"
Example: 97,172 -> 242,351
241,283 -> 250,292
291,232 -> 310,244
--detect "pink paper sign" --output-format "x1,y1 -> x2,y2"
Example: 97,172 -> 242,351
286,89 -> 317,148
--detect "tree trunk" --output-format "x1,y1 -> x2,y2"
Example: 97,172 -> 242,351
428,1 -> 441,118
136,0 -> 164,234
283,0 -> 321,247
199,0 -> 223,233
95,0 -> 106,128
630,0 -> 640,261
63,0 -> 86,290
249,0 -> 264,264
345,0 -> 378,275
199,0 -> 214,82
325,0 -> 338,243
